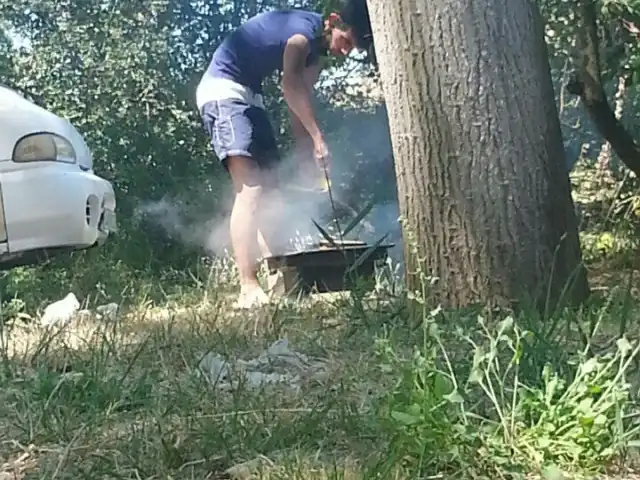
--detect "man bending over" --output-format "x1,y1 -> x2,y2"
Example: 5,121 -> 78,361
196,1 -> 374,308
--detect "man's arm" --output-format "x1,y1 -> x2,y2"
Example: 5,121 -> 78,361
289,62 -> 321,144
282,34 -> 323,143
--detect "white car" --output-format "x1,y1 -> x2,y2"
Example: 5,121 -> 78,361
0,86 -> 117,269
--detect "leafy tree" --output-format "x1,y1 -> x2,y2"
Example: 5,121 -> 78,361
0,26 -> 14,82
0,0 -> 397,304
540,0 -> 640,176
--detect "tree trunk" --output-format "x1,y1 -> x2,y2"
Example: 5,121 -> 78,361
366,0 -> 589,309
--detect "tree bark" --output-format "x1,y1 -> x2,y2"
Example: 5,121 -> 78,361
367,0 -> 589,309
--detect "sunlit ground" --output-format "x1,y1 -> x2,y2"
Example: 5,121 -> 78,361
1,244 -> 639,480
1,160 -> 639,479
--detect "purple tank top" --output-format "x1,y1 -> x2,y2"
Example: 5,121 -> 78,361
206,10 -> 325,95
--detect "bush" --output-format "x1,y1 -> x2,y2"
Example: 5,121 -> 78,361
370,303 -> 640,478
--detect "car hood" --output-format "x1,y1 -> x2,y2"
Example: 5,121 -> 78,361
0,86 -> 93,169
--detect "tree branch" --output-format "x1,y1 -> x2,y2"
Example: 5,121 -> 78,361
569,0 -> 640,177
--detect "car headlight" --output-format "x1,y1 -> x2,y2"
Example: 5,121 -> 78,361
12,133 -> 76,164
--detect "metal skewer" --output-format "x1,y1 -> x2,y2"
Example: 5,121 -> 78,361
321,162 -> 345,246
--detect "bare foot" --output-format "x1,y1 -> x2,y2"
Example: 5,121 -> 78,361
234,285 -> 270,309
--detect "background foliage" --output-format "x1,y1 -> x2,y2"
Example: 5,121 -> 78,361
0,0 -> 638,309
0,2 -> 639,478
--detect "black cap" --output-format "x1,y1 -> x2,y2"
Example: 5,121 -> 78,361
339,0 -> 375,63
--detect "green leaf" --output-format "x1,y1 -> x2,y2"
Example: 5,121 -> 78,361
433,372 -> 452,397
580,357 -> 600,375
617,337 -> 632,355
593,414 -> 608,426
345,233 -> 389,275
538,437 -> 552,449
576,397 -> 594,413
541,464 -> 566,480
427,320 -> 440,340
498,316 -> 514,334
390,410 -> 421,426
468,368 -> 483,384
444,390 -> 464,404
311,219 -> 338,248
340,200 -> 375,237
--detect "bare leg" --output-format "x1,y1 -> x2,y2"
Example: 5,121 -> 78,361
226,156 -> 269,308
257,228 -> 285,295
254,166 -> 292,257
257,230 -> 272,259
258,197 -> 289,253
256,170 -> 290,296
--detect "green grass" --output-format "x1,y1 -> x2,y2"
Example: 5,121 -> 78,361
0,262 -> 639,479
1,167 -> 639,479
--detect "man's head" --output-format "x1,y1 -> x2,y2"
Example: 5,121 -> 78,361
323,0 -> 374,61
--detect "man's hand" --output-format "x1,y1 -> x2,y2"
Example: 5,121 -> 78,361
313,136 -> 331,171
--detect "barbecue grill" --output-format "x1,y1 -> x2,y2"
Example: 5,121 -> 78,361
264,238 -> 393,296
